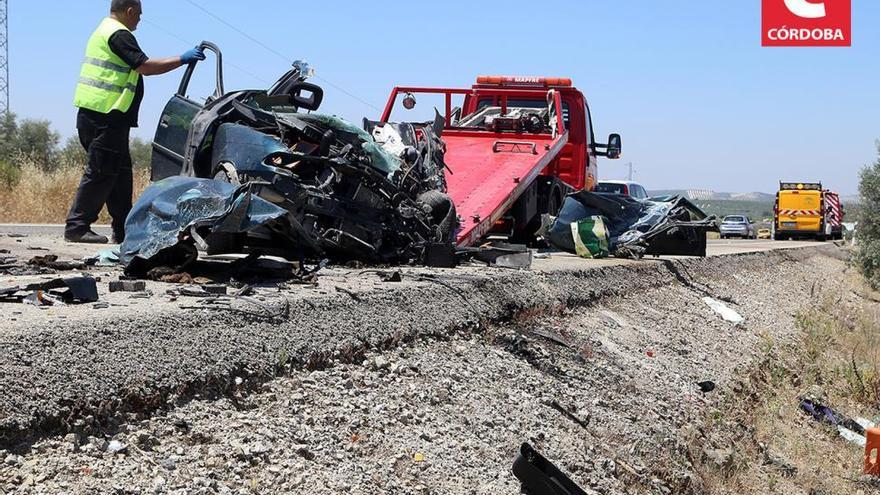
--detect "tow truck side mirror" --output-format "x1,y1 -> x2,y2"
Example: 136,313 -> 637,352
606,133 -> 622,159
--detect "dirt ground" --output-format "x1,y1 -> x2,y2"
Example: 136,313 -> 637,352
691,273 -> 880,495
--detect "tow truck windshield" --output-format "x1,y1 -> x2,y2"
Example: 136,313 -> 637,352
456,98 -> 569,134
475,98 -> 571,127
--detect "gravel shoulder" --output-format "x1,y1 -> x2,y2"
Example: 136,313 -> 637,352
0,248 -> 845,494
0,238 -> 849,493
0,230 -> 814,449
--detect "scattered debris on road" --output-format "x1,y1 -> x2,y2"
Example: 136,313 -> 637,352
697,380 -> 716,393
702,296 -> 745,324
1,276 -> 99,304
28,254 -> 87,271
799,396 -> 873,446
512,443 -> 591,495
459,242 -> 533,269
109,280 -> 146,293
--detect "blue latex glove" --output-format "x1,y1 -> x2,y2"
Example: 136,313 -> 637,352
180,47 -> 206,64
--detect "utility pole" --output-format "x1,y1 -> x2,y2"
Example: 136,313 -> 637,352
627,161 -> 633,181
0,0 -> 7,117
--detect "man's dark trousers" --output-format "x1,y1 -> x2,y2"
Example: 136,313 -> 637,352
65,123 -> 133,242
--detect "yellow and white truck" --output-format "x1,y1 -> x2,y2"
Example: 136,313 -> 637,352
773,182 -> 843,241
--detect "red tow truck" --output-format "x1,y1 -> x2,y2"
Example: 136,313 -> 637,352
380,76 -> 622,247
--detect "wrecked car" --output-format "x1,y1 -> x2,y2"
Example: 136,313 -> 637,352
143,42 -> 456,268
544,191 -> 718,258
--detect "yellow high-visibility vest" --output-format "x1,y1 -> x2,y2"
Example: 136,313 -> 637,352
73,18 -> 140,114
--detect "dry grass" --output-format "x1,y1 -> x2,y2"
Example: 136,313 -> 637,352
693,276 -> 880,494
0,159 -> 150,224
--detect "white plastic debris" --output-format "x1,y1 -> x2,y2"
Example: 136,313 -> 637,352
839,417 -> 879,447
856,417 -> 876,430
838,426 -> 867,447
702,297 -> 744,324
371,124 -> 407,157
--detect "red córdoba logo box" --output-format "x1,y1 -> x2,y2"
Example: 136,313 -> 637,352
762,0 -> 851,47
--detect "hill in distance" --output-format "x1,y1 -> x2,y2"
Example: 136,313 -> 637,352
648,190 -> 775,201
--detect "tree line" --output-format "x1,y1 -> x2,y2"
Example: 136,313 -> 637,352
856,142 -> 880,289
0,112 -> 152,185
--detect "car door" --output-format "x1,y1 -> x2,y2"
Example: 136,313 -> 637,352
150,42 -> 224,181
150,97 -> 202,181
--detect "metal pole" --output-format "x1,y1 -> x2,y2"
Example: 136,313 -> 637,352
0,0 -> 8,117
627,162 -> 633,181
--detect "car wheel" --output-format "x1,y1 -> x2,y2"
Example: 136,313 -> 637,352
418,190 -> 457,244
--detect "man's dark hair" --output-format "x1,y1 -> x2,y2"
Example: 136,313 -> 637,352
111,0 -> 141,13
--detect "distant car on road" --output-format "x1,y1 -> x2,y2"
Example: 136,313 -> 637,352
720,215 -> 757,239
757,228 -> 772,239
595,180 -> 649,199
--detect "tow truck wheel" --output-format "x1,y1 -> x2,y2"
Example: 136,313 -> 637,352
516,185 -> 562,246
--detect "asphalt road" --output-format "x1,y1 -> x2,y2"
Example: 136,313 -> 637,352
0,224 -> 821,259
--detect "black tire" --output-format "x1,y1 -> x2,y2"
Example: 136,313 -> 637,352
515,185 -> 562,246
547,187 -> 563,218
417,190 -> 457,245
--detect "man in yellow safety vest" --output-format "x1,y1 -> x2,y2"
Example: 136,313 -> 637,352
66,0 -> 205,244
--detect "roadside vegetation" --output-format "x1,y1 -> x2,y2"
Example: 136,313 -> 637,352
0,113 -> 151,223
692,275 -> 880,494
856,142 -> 880,289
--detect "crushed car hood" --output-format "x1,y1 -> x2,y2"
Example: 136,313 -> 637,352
120,177 -> 292,275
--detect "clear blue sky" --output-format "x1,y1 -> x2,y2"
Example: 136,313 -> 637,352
8,1 -> 879,194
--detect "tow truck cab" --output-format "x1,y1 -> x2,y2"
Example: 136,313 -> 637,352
381,76 -> 621,244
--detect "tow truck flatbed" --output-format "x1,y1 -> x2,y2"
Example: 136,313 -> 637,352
380,76 -> 620,248
443,130 -> 569,247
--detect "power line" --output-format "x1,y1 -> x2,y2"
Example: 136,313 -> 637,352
96,0 -> 270,85
181,0 -> 382,112
0,0 -> 9,117
139,17 -> 272,86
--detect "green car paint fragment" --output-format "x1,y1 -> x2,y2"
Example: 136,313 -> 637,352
570,216 -> 610,259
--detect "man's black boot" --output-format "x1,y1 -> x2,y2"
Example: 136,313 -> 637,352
65,230 -> 109,244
